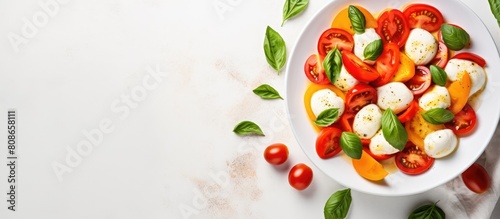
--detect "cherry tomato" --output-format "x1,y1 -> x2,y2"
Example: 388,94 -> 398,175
263,143 -> 289,165
403,4 -> 444,32
376,9 -> 410,48
288,163 -> 313,190
430,42 -> 449,69
372,42 -> 401,87
315,127 -> 342,159
452,52 -> 486,67
317,28 -> 354,57
405,66 -> 431,96
445,103 -> 477,135
462,163 -> 491,193
397,99 -> 419,123
395,144 -> 434,175
362,146 -> 394,161
304,54 -> 329,85
345,83 -> 378,113
342,51 -> 380,82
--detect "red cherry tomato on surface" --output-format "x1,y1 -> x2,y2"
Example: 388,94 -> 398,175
372,42 -> 401,87
397,100 -> 419,123
451,52 -> 487,67
288,163 -> 313,191
362,146 -> 394,161
342,51 -> 380,82
430,42 -> 449,69
345,83 -> 378,113
445,103 -> 477,135
315,127 -> 342,159
402,4 -> 444,32
462,163 -> 491,193
395,144 -> 434,175
317,28 -> 354,57
304,54 -> 330,85
263,143 -> 289,165
376,9 -> 410,48
405,66 -> 431,96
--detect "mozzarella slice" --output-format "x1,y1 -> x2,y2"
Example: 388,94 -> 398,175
369,130 -> 400,155
404,28 -> 438,65
376,82 -> 414,114
418,85 -> 451,111
353,104 -> 382,139
334,65 -> 360,91
444,59 -> 486,97
310,89 -> 345,121
354,28 -> 382,62
424,129 -> 458,158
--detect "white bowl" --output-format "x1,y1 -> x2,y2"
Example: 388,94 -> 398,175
285,0 -> 500,196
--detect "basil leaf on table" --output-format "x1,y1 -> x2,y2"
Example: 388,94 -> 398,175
440,24 -> 470,50
233,121 -> 265,136
348,5 -> 366,34
430,65 -> 448,86
282,0 -> 309,26
340,132 -> 362,159
408,202 -> 446,219
324,188 -> 352,219
314,108 -> 339,127
253,84 -> 283,99
489,0 -> 500,27
264,26 -> 287,73
421,108 -> 454,125
323,47 -> 343,84
381,108 -> 408,150
363,39 -> 383,61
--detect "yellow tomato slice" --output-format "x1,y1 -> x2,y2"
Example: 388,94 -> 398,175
405,110 -> 444,150
447,72 -> 471,114
391,53 -> 415,83
331,5 -> 378,35
304,83 -> 345,132
352,150 -> 388,181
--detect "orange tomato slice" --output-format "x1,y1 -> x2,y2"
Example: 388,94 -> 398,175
304,83 -> 345,132
447,72 -> 471,114
405,110 -> 444,150
391,53 -> 415,83
331,5 -> 378,35
352,150 -> 388,181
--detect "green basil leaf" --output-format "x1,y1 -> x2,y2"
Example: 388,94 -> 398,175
282,0 -> 309,26
253,84 -> 283,100
233,121 -> 264,136
408,202 -> 446,219
324,188 -> 352,219
323,47 -> 343,84
489,0 -> 500,27
421,108 -> 454,125
440,24 -> 470,50
348,5 -> 366,34
314,108 -> 339,127
264,26 -> 287,73
363,39 -> 383,61
430,65 -> 448,86
340,132 -> 362,159
381,108 -> 408,151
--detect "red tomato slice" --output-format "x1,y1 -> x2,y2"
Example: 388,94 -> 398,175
315,127 -> 342,159
304,54 -> 329,85
340,112 -> 355,132
397,100 -> 419,123
403,4 -> 444,32
362,146 -> 394,161
376,9 -> 410,48
430,42 -> 449,69
317,28 -> 354,57
452,52 -> 487,67
342,51 -> 380,82
461,163 -> 491,193
405,66 -> 431,96
395,144 -> 434,175
345,83 -> 378,113
372,42 -> 401,87
445,103 -> 477,135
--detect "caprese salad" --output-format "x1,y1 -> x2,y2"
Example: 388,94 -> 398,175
303,3 -> 487,181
